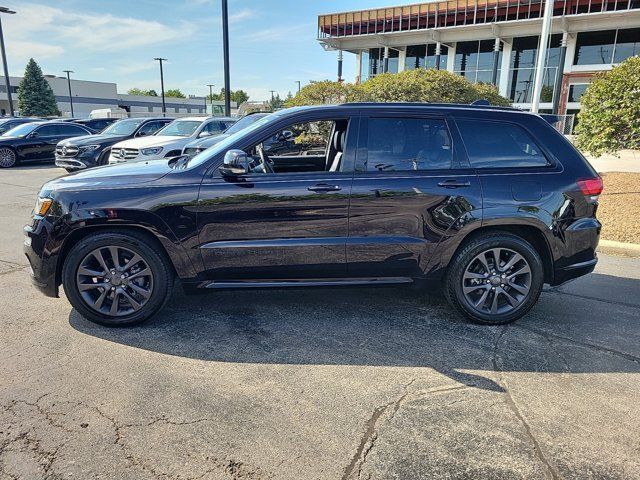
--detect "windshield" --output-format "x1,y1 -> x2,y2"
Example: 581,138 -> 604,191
101,119 -> 144,136
224,114 -> 269,135
187,114 -> 275,168
156,120 -> 202,137
2,123 -> 39,137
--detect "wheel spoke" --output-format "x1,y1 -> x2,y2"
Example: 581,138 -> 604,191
123,254 -> 142,272
109,246 -> 120,270
501,287 -> 520,306
94,289 -> 109,310
502,252 -> 524,272
78,266 -> 104,277
508,264 -> 531,280
109,292 -> 120,315
463,271 -> 487,280
476,252 -> 491,274
128,267 -> 150,281
128,282 -> 152,299
492,248 -> 502,270
79,282 -> 108,291
474,288 -> 490,308
489,290 -> 500,314
91,249 -> 109,273
509,282 -> 530,296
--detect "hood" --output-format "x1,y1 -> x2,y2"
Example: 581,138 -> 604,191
186,133 -> 230,149
115,135 -> 188,149
40,159 -> 173,194
60,134 -> 127,147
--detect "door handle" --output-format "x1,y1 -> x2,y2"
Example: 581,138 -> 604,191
437,179 -> 471,188
308,183 -> 341,192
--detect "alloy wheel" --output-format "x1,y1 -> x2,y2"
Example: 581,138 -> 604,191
76,245 -> 154,317
0,147 -> 16,168
461,247 -> 532,316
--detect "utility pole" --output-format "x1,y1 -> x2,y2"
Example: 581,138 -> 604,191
531,0 -> 554,113
63,70 -> 74,117
270,90 -> 276,101
295,81 -> 301,93
221,0 -> 231,116
154,57 -> 167,116
207,83 -> 215,114
0,7 -> 16,117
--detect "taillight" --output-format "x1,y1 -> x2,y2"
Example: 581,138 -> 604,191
577,177 -> 603,196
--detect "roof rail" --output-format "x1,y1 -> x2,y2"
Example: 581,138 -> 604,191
471,99 -> 491,106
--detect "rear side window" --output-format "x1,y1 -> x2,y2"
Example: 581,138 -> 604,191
457,119 -> 548,168
59,125 -> 89,136
364,117 -> 452,172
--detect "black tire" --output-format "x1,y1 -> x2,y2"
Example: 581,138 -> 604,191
0,146 -> 17,168
445,233 -> 544,325
62,230 -> 174,327
97,149 -> 111,166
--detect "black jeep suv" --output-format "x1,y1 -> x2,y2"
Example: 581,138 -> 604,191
55,117 -> 172,172
24,104 -> 602,326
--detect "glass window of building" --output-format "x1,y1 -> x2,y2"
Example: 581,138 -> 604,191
574,30 -> 616,65
613,28 -> 640,63
369,47 -> 399,76
404,44 -> 449,71
360,50 -> 370,81
426,44 -> 448,70
454,40 -> 501,84
568,84 -> 589,103
508,34 -> 561,104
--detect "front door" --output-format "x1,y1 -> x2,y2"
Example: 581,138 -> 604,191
197,115 -> 357,281
20,124 -> 62,161
346,114 -> 483,278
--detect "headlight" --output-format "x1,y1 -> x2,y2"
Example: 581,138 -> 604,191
79,145 -> 100,153
141,147 -> 163,156
34,197 -> 52,216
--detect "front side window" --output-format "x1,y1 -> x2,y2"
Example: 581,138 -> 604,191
35,125 -> 60,137
156,120 -> 202,137
244,119 -> 348,174
59,125 -> 88,136
361,117 -> 452,172
137,121 -> 166,136
103,119 -> 144,136
457,119 -> 548,168
3,123 -> 38,137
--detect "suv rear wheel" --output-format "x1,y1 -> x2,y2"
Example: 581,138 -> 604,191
62,231 -> 174,327
445,233 -> 544,325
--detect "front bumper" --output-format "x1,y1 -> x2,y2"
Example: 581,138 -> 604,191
55,151 -> 103,170
23,221 -> 59,297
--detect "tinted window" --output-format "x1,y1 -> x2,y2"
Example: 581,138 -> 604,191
58,125 -> 89,136
137,121 -> 166,136
202,121 -> 228,135
363,118 -> 452,172
457,119 -> 548,168
574,30 -> 616,65
35,125 -> 60,136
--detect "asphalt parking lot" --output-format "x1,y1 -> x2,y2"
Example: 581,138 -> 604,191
1,165 -> 639,480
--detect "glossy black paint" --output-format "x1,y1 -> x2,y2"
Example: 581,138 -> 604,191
24,104 -> 601,300
0,117 -> 41,135
1,121 -> 93,164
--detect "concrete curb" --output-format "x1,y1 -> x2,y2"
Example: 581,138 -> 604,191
598,239 -> 640,258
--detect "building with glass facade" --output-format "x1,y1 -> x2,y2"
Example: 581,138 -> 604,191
317,0 -> 640,115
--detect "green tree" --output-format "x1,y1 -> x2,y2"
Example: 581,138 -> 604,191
285,80 -> 352,107
17,58 -> 59,116
208,89 -> 250,105
126,88 -> 158,96
575,57 -> 640,156
165,88 -> 186,98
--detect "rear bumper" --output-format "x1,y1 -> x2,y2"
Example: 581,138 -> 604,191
551,257 -> 597,286
550,217 -> 601,286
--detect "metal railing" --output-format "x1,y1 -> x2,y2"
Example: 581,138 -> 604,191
318,0 -> 640,38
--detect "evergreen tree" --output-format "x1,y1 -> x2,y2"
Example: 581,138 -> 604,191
18,58 -> 59,116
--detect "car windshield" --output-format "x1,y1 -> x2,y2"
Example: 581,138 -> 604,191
224,114 -> 269,135
187,114 -> 276,168
2,123 -> 39,137
101,119 -> 144,136
156,120 -> 202,137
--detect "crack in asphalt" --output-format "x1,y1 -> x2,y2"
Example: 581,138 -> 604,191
544,287 -> 640,310
1,394 -> 269,480
492,326 -> 561,480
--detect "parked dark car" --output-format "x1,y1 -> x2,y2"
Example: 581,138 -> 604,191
73,118 -> 120,134
182,112 -> 269,157
25,103 -> 602,327
0,121 -> 93,168
0,117 -> 42,135
55,117 -> 173,172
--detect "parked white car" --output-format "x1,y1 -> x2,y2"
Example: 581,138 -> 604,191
108,117 -> 230,164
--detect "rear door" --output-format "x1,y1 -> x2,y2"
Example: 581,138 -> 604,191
20,124 -> 62,160
346,112 -> 483,279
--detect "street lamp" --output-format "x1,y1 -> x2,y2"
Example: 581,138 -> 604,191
207,83 -> 214,114
63,70 -> 74,117
153,57 -> 167,116
295,81 -> 301,93
221,0 -> 231,116
0,6 -> 16,117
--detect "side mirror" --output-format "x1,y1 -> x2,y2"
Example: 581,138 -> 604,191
199,131 -> 212,138
136,130 -> 148,137
219,149 -> 250,177
29,131 -> 40,139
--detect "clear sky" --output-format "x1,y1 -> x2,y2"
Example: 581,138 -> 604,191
3,0 -> 408,101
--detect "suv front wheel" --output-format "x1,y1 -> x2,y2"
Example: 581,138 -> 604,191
445,233 -> 544,325
62,231 -> 174,327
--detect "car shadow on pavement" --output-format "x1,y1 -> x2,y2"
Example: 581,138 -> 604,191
69,273 -> 640,392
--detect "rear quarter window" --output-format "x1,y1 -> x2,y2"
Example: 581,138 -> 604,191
457,119 -> 549,168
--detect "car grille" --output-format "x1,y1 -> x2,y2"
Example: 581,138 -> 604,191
55,145 -> 79,158
110,147 -> 139,160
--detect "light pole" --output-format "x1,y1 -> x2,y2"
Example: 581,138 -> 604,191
63,70 -> 74,117
154,57 -> 167,116
531,0 -> 554,113
221,0 -> 231,116
0,7 -> 16,117
295,81 -> 301,93
207,83 -> 214,114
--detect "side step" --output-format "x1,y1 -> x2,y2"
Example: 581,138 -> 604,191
202,277 -> 414,289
